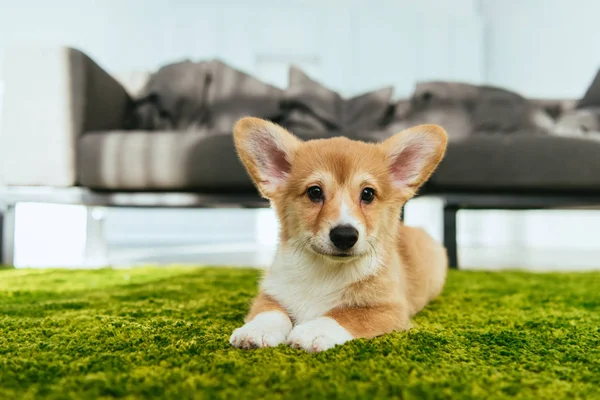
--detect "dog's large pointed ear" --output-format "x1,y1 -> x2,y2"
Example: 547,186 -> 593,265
233,117 -> 302,198
380,124 -> 448,195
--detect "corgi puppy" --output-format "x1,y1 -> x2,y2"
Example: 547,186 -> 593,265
230,117 -> 448,352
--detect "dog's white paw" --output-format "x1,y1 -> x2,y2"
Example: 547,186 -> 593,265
286,317 -> 353,352
230,311 -> 292,349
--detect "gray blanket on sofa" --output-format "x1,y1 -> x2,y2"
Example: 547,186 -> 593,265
125,59 -> 283,133
553,68 -> 600,140
379,82 -> 555,141
124,61 -> 581,142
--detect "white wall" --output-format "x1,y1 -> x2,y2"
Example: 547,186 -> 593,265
0,0 -> 484,97
481,0 -> 600,98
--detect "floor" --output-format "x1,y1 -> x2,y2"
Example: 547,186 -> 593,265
11,201 -> 600,271
106,242 -> 600,272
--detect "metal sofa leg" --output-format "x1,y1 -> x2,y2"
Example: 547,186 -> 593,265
84,207 -> 108,267
443,205 -> 459,269
2,205 -> 16,266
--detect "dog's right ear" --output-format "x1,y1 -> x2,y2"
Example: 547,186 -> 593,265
380,124 -> 448,196
233,117 -> 302,199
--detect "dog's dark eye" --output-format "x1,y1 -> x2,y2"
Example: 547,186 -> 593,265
307,186 -> 324,202
361,187 -> 375,203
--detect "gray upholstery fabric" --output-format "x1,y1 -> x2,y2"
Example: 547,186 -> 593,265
285,66 -> 339,127
422,135 -> 600,192
553,69 -> 600,138
577,68 -> 600,109
387,82 -> 476,140
127,59 -> 282,132
530,99 -> 576,120
207,60 -> 283,132
282,109 -> 333,135
554,107 -> 600,138
78,131 -> 253,191
552,68 -> 600,137
281,66 -> 393,137
79,130 -> 600,193
127,60 -> 212,130
471,86 -> 554,134
78,51 -> 133,133
385,82 -> 554,140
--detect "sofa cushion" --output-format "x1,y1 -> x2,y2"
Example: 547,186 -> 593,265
387,82 -> 554,140
78,131 -> 255,191
126,60 -> 212,130
577,68 -> 600,109
207,60 -> 283,132
79,131 -> 600,194
530,99 -> 576,120
554,107 -> 600,137
421,135 -> 600,193
126,60 -> 283,132
79,127 -> 373,191
280,66 -> 393,137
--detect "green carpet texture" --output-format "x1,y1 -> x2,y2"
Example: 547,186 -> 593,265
1,267 -> 599,399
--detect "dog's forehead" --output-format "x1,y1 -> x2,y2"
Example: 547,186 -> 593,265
293,137 -> 388,183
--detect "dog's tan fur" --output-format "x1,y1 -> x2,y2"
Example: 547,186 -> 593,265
231,117 -> 448,349
245,292 -> 289,323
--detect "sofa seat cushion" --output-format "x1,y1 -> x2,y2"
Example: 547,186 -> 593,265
78,129 -> 357,191
80,132 -> 600,193
78,131 -> 255,191
422,135 -> 600,193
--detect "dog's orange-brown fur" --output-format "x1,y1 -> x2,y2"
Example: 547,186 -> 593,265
245,292 -> 289,323
230,117 -> 448,351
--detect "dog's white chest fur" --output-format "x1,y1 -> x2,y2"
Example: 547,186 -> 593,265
261,247 -> 376,324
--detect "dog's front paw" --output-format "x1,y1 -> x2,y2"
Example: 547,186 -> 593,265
286,317 -> 353,352
230,311 -> 292,349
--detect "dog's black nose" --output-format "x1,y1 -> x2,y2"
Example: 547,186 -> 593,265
329,225 -> 359,251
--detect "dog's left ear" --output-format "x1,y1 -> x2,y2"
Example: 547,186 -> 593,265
233,117 -> 302,199
380,124 -> 448,194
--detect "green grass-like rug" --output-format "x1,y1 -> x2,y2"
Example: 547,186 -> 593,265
1,267 -> 599,399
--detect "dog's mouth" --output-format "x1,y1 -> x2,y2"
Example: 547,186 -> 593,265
325,253 -> 354,259
309,245 -> 360,261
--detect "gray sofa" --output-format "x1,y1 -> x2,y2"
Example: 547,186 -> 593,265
3,45 -> 600,267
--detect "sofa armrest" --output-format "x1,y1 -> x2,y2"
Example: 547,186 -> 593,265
1,45 -> 131,187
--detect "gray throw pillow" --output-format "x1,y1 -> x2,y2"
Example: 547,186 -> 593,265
555,107 -> 600,137
577,69 -> 600,109
206,60 -> 283,133
383,82 -> 477,141
471,85 -> 553,135
126,59 -> 283,133
385,81 -> 553,140
280,66 -> 394,137
126,60 -> 213,131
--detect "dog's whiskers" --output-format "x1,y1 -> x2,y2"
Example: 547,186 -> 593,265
366,236 -> 385,268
